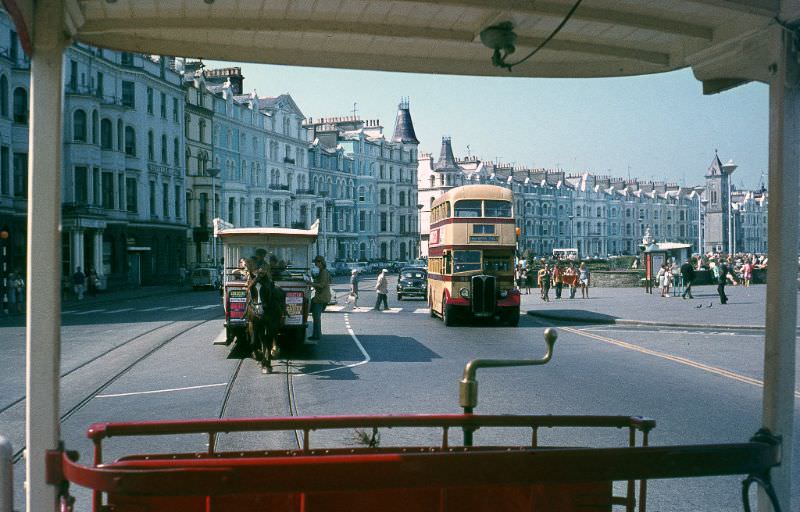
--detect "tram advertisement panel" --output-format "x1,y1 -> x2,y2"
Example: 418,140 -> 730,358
228,288 -> 247,320
285,291 -> 304,325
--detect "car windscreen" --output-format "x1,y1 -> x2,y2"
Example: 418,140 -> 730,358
402,271 -> 425,279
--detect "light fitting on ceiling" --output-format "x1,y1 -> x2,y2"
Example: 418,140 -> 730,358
479,22 -> 516,70
481,0 -> 584,72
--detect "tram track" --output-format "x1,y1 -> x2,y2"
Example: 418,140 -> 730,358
217,357 -> 245,419
9,316 -> 218,464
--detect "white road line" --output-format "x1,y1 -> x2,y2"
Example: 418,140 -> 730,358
72,309 -> 106,315
413,308 -> 430,314
166,305 -> 194,311
103,308 -> 134,314
193,304 -> 219,310
299,312 -> 370,376
61,310 -> 77,314
96,382 -> 228,398
326,305 -> 345,312
579,327 -> 759,337
140,306 -> 166,312
562,326 -> 800,398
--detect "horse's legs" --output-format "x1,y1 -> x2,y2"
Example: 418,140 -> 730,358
261,322 -> 272,372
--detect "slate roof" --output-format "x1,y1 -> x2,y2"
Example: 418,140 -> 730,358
391,99 -> 419,144
433,137 -> 460,172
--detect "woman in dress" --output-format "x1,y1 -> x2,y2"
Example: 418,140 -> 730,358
579,262 -> 590,299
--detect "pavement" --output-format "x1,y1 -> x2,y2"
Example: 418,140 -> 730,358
1,283 -> 195,323
524,284 -> 798,331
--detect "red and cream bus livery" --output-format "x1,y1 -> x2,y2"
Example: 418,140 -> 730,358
428,185 -> 520,326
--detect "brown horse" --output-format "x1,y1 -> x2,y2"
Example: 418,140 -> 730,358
246,270 -> 285,373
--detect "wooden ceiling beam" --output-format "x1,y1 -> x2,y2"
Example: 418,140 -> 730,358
391,0 -> 714,40
81,17 -> 670,67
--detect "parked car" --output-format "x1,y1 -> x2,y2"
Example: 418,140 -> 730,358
397,267 -> 427,300
191,267 -> 221,290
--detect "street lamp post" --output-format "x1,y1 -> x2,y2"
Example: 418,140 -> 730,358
568,215 -> 574,250
206,167 -> 221,267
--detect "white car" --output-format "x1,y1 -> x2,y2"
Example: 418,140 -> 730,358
191,267 -> 221,290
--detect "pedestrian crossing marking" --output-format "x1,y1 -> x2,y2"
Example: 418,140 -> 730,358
325,305 -> 425,314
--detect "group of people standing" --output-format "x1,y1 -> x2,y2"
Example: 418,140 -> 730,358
515,261 -> 591,302
668,255 -> 739,305
71,266 -> 99,300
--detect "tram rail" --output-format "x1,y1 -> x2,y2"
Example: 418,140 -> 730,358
7,316 -> 218,464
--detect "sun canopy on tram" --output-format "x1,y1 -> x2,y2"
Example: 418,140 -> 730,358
3,0 -> 788,92
10,1 -> 800,511
215,219 -> 320,248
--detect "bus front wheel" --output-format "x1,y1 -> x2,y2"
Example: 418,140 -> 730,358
442,297 -> 456,327
505,308 -> 520,327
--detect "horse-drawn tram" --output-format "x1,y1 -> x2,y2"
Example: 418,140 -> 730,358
216,219 -> 319,362
7,1 -> 799,511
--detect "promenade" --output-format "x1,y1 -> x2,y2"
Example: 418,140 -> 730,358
524,284 -> 798,330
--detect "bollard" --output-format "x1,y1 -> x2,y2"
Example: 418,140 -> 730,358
0,435 -> 12,512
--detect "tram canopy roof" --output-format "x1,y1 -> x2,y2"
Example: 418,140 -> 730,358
216,219 -> 319,247
5,0 -> 792,93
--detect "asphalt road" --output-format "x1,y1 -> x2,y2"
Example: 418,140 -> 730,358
1,279 -> 798,511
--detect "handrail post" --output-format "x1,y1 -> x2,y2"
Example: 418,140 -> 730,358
459,328 -> 557,446
0,436 -> 12,512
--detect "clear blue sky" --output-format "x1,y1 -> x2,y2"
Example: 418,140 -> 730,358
208,60 -> 768,190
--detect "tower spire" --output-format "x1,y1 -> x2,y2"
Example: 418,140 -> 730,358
391,97 -> 419,144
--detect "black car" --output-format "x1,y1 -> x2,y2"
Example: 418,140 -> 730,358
397,267 -> 427,300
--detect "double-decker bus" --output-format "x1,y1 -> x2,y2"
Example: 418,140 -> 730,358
428,185 -> 521,326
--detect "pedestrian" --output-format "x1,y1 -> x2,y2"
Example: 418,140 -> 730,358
520,267 -> 529,294
680,258 -> 696,299
537,265 -> 547,300
87,266 -> 98,297
711,261 -> 728,304
179,266 -> 187,286
712,261 -> 728,305
564,264 -> 577,299
657,264 -> 668,297
72,266 -> 86,300
552,264 -> 563,299
308,255 -> 331,340
349,269 -> 360,308
741,259 -> 752,287
5,271 -> 16,314
540,264 -> 551,302
579,262 -> 590,299
373,268 -> 389,311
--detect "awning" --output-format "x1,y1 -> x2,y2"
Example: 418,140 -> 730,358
3,0 -> 787,93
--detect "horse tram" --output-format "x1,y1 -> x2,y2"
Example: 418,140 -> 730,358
5,1 -> 798,512
216,219 -> 319,370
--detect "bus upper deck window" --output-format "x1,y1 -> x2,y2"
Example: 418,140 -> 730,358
484,200 -> 512,217
454,200 -> 481,217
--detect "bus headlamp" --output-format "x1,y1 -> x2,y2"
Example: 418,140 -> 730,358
459,287 -> 470,298
499,290 -> 509,298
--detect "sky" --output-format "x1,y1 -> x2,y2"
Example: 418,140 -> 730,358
208,60 -> 769,190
